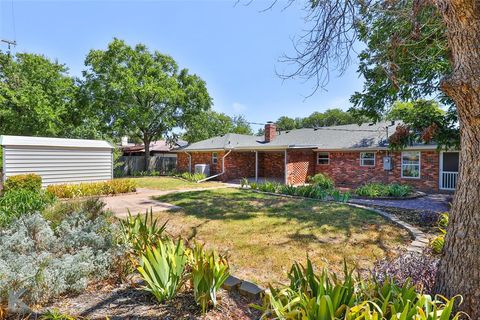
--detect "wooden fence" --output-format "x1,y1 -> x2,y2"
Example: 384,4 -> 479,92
117,155 -> 177,176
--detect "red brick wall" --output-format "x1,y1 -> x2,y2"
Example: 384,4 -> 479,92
314,150 -> 440,192
286,150 -> 316,185
223,151 -> 256,181
176,151 -> 223,175
259,151 -> 285,179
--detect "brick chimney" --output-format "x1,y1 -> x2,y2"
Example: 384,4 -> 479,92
264,121 -> 277,142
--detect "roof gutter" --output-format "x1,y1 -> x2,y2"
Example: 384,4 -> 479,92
197,149 -> 232,183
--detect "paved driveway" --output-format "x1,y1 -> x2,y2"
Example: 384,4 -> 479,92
349,193 -> 453,212
102,186 -> 232,217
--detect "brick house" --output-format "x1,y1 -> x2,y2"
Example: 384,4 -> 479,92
175,121 -> 459,192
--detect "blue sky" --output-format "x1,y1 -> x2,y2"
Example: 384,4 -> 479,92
0,0 -> 364,130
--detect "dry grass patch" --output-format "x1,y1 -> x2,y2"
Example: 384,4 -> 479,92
153,188 -> 410,285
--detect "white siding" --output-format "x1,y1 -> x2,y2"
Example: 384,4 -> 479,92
2,142 -> 113,187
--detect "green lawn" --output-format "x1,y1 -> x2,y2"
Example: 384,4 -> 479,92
116,176 -> 225,191
153,188 -> 410,285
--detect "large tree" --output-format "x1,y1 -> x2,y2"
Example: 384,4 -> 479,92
281,0 -> 480,315
0,51 -> 79,137
83,38 -> 211,169
182,111 -> 253,143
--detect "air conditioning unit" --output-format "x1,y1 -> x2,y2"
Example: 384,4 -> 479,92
195,164 -> 210,176
383,157 -> 393,171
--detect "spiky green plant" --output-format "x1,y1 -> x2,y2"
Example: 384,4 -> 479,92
137,239 -> 187,302
189,242 -> 230,314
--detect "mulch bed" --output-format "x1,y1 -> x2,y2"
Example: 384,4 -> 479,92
370,205 -> 440,235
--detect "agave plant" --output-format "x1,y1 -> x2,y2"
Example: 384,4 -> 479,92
189,242 -> 230,314
137,239 -> 187,302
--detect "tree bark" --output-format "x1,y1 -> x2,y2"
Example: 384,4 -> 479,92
143,136 -> 151,172
433,0 -> 480,317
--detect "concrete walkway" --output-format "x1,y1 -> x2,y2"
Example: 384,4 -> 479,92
349,193 -> 453,212
101,186 -> 233,217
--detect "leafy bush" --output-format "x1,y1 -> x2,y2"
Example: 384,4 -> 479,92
0,189 -> 56,227
329,189 -> 351,203
0,212 -> 126,305
255,257 -> 464,319
430,212 -> 448,254
137,239 -> 187,302
257,181 -> 281,193
42,197 -> 106,227
308,173 -> 334,190
46,179 -> 137,198
3,173 -> 42,193
180,172 -> 206,182
189,243 -> 230,315
356,183 -> 413,198
249,182 -> 258,190
120,210 -> 167,256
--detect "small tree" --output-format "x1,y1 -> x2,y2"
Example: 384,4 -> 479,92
82,39 -> 211,170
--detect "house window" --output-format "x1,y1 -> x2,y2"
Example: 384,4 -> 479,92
360,152 -> 376,166
212,152 -> 218,164
401,151 -> 420,178
317,152 -> 330,165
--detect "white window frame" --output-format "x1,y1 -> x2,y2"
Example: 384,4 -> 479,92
360,152 -> 376,167
317,152 -> 330,165
401,151 -> 421,179
212,152 -> 218,164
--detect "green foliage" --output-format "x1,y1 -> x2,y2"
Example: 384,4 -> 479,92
254,257 -> 464,319
0,51 -> 79,137
46,179 -> 137,198
355,183 -> 412,198
273,109 -> 365,132
189,243 -> 230,314
137,239 -> 187,302
180,172 -> 206,182
308,173 -> 334,190
83,38 -> 212,169
3,173 -> 42,193
120,210 -> 167,255
182,111 -> 253,143
430,212 -> 448,254
330,190 -> 350,203
257,181 -> 281,193
40,309 -> 76,320
0,189 -> 56,227
240,177 -> 249,188
350,1 -> 450,119
42,197 -> 106,227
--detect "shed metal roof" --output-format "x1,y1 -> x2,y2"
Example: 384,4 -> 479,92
0,135 -> 114,149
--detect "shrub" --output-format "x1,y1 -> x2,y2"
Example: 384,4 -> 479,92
120,210 -> 167,256
430,212 -> 449,254
330,189 -> 351,203
0,189 -> 56,227
254,257 -> 464,319
46,179 -> 137,198
3,174 -> 42,193
257,181 -> 281,193
137,239 -> 187,302
249,182 -> 258,190
189,243 -> 230,315
0,212 -> 126,305
308,173 -> 334,190
180,172 -> 206,182
356,183 -> 413,198
372,251 -> 439,294
42,197 -> 107,227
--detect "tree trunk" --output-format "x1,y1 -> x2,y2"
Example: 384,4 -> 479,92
143,137 -> 151,172
434,1 -> 480,317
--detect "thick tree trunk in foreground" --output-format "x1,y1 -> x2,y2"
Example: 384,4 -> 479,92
434,0 -> 480,317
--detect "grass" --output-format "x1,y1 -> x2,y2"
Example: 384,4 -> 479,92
152,188 -> 410,285
115,176 -> 224,191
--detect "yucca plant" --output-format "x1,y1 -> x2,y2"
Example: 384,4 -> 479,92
240,177 -> 249,188
330,190 -> 351,203
120,209 -> 167,256
189,242 -> 230,314
137,239 -> 187,302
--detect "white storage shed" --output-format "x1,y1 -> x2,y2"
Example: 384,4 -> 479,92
0,135 -> 114,186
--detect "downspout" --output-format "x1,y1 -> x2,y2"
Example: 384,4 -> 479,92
184,151 -> 192,173
197,149 -> 232,183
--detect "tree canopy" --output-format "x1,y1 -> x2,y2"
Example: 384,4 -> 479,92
0,51 -> 79,137
182,111 -> 253,143
82,38 -> 211,168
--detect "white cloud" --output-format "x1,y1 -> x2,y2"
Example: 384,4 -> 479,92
232,102 -> 247,113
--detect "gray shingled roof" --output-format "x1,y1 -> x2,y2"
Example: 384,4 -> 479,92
176,121 -> 437,151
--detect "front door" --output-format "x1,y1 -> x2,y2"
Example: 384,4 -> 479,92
440,152 -> 459,190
